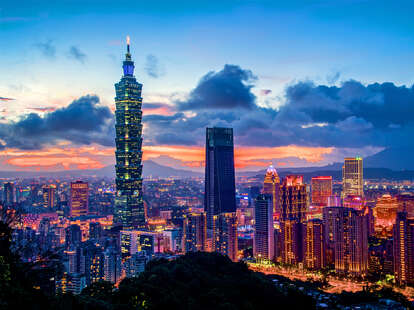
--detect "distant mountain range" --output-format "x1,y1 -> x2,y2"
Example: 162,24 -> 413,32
0,160 -> 202,179
0,147 -> 413,180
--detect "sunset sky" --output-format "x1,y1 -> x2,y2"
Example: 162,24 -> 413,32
1,0 -> 414,171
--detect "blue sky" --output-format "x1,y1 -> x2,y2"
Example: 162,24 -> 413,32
0,0 -> 413,171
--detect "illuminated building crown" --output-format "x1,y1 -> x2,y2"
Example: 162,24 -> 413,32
264,165 -> 280,183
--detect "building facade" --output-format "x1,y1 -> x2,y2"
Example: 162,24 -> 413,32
311,176 -> 332,206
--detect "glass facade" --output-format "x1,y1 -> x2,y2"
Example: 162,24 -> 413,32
204,127 -> 236,231
114,41 -> 145,229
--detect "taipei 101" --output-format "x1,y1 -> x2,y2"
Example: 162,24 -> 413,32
2,1 -> 414,309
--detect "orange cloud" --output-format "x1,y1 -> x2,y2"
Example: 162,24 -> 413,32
0,144 -> 333,171
143,106 -> 175,116
7,156 -> 104,170
141,145 -> 333,169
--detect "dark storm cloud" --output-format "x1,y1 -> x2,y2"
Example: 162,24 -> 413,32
176,64 -> 257,111
144,65 -> 414,149
0,95 -> 114,149
144,54 -> 164,78
68,46 -> 87,63
34,40 -> 56,59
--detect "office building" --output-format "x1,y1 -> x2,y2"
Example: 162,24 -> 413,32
253,194 -> 274,260
342,157 -> 363,198
114,38 -> 145,229
70,181 -> 89,217
311,176 -> 332,206
204,127 -> 236,232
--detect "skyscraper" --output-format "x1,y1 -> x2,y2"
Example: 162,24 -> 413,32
114,37 -> 145,229
204,127 -> 236,231
70,181 -> 89,217
342,157 -> 363,198
311,176 -> 332,206
263,165 -> 280,218
254,194 -> 274,260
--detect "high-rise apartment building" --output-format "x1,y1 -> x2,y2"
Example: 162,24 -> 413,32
342,157 -> 363,198
204,127 -> 236,232
183,212 -> 207,253
304,219 -> 325,270
393,212 -> 414,285
263,165 -> 280,217
311,176 -> 332,206
104,246 -> 122,284
114,38 -> 145,229
70,181 -> 89,217
333,207 -> 368,275
213,212 -> 238,261
65,224 -> 82,249
279,175 -> 308,265
254,194 -> 274,260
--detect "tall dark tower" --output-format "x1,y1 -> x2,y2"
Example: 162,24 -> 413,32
204,127 -> 236,231
114,37 -> 145,229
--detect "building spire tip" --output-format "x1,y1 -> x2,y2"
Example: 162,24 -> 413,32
126,35 -> 130,53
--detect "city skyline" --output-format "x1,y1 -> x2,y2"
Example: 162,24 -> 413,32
3,2 -> 414,308
2,1 -> 414,172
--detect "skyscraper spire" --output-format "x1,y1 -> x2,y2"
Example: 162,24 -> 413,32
123,35 -> 134,76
